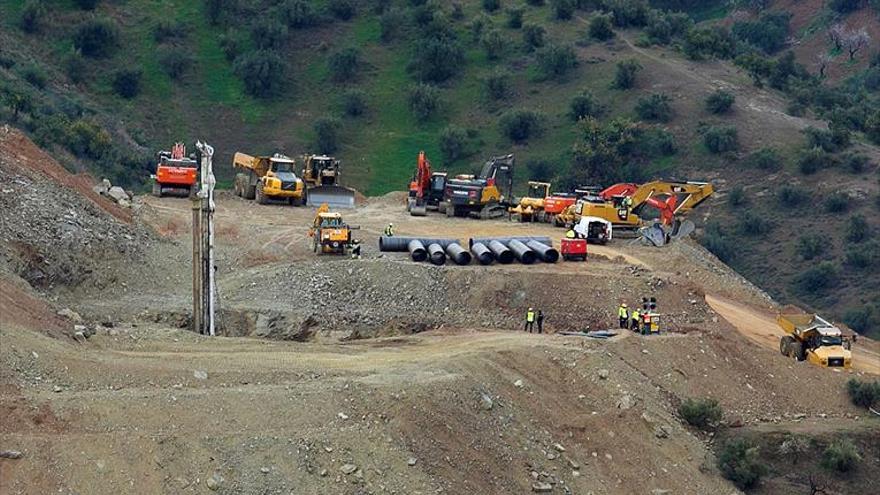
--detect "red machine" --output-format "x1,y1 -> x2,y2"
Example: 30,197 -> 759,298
600,182 -> 685,226
152,143 -> 198,197
407,151 -> 447,216
561,238 -> 588,261
543,194 -> 577,217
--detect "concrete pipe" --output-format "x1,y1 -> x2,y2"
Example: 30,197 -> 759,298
508,239 -> 537,265
527,240 -> 559,263
380,236 -> 460,252
488,240 -> 515,264
408,239 -> 428,262
445,243 -> 472,265
470,242 -> 494,265
470,236 -> 553,248
427,243 -> 447,266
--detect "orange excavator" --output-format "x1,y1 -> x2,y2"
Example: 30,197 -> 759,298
406,151 -> 447,216
152,143 -> 198,197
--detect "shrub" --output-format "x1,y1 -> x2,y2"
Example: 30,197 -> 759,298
20,66 -> 47,89
482,0 -> 501,12
328,47 -> 360,82
74,0 -> 99,10
313,117 -> 340,154
219,31 -> 241,61
777,185 -> 808,206
678,398 -> 722,428
605,0 -> 650,27
408,83 -> 440,120
112,69 -> 142,98
637,127 -> 677,156
702,125 -> 738,153
439,125 -> 468,161
744,147 -> 781,170
795,234 -> 825,260
797,147 -> 836,175
731,11 -> 790,54
612,59 -> 642,89
153,20 -> 187,43
233,50 -> 286,98
522,24 -> 546,51
701,223 -> 735,262
589,14 -> 615,41
683,26 -> 735,60
536,43 -> 577,79
408,27 -> 466,83
842,153 -> 869,174
727,186 -> 746,208
526,0 -> 545,5
341,89 -> 366,116
159,48 -> 190,80
484,70 -> 511,101
635,93 -> 673,122
802,126 -> 850,153
482,29 -> 508,61
66,119 -> 111,159
251,20 -> 288,50
507,7 -> 524,29
20,0 -> 46,34
499,109 -> 545,142
64,52 -> 87,84
793,261 -> 838,296
822,438 -> 861,473
551,0 -> 576,20
644,10 -> 691,45
847,378 -> 880,409
569,91 -> 604,121
526,159 -> 554,181
824,195 -> 849,213
328,0 -> 356,20
845,214 -> 870,243
738,210 -> 772,236
379,8 -> 403,42
705,89 -> 735,114
844,246 -> 875,268
281,0 -> 318,29
73,18 -> 120,58
205,0 -> 234,25
829,0 -> 865,13
718,439 -> 767,490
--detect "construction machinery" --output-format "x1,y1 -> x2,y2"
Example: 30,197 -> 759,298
407,151 -> 447,216
777,312 -> 852,368
442,154 -> 515,219
310,203 -> 356,254
300,154 -> 355,208
573,216 -> 612,245
232,152 -> 305,205
556,180 -> 714,244
560,238 -> 587,261
152,143 -> 198,197
509,182 -> 581,223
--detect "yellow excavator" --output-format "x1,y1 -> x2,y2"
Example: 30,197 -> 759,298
309,203 -> 356,255
232,152 -> 305,205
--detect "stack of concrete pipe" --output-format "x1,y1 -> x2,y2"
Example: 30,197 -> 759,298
378,236 -> 472,265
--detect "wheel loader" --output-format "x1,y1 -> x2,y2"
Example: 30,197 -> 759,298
233,152 -> 305,205
300,154 -> 355,208
777,312 -> 852,368
309,203 -> 356,255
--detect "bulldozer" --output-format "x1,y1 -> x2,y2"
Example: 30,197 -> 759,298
441,154 -> 514,219
151,143 -> 198,197
300,154 -> 355,208
233,152 -> 305,205
407,151 -> 447,216
777,312 -> 852,368
309,203 -> 356,255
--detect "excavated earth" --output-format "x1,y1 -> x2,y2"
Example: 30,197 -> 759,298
1,128 -> 879,495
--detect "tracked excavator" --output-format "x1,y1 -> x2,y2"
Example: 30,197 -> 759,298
556,180 -> 714,245
442,154 -> 515,219
300,154 -> 355,208
152,143 -> 198,197
407,151 -> 447,216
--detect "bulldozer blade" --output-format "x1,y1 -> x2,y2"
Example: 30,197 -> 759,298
306,186 -> 355,208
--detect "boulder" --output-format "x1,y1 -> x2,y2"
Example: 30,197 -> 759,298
108,186 -> 130,203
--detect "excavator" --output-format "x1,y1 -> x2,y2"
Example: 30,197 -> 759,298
151,143 -> 198,197
508,181 -> 578,223
300,154 -> 356,208
556,180 -> 714,245
442,154 -> 515,219
407,151 -> 447,216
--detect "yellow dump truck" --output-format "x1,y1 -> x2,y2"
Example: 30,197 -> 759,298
777,312 -> 852,368
233,152 -> 305,205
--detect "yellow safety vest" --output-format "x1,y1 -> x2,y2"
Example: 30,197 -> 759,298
631,310 -> 640,320
385,226 -> 393,236
618,306 -> 628,318
527,311 -> 535,322
565,230 -> 575,238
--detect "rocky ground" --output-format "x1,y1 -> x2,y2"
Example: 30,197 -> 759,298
1,129 -> 879,494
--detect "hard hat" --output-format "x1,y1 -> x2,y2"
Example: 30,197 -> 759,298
621,303 -> 627,308
389,223 -> 394,227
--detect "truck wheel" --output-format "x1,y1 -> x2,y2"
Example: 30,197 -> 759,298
152,182 -> 162,198
256,184 -> 267,205
779,336 -> 794,357
446,204 -> 455,218
790,341 -> 806,361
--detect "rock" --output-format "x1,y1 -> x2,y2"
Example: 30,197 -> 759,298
532,482 -> 553,493
260,467 -> 270,474
597,369 -> 609,380
553,443 -> 566,452
118,198 -> 132,208
206,474 -> 223,491
651,490 -> 672,495
546,451 -> 558,460
567,458 -> 580,469
108,186 -> 130,203
407,457 -> 417,466
616,394 -> 635,410
92,183 -> 109,195
337,412 -> 349,420
480,393 -> 494,411
641,349 -> 650,355
73,331 -> 87,344
0,450 -> 23,459
641,412 -> 655,425
193,370 -> 208,380
341,463 -> 358,475
793,413 -> 806,420
654,426 -> 671,439
514,379 -> 524,388
57,308 -> 83,323
320,469 -> 328,477
101,178 -> 112,190
53,385 -> 62,393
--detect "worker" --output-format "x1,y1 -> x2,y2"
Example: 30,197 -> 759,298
537,310 -> 545,334
617,303 -> 629,329
384,223 -> 394,237
524,307 -> 535,333
641,312 -> 651,335
565,229 -> 576,239
630,307 -> 641,332
351,240 -> 361,259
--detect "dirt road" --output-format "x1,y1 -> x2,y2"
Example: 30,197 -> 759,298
706,295 -> 880,375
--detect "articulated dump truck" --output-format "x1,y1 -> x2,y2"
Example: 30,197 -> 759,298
232,152 -> 305,206
777,312 -> 852,369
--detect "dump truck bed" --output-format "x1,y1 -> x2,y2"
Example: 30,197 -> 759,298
777,314 -> 815,334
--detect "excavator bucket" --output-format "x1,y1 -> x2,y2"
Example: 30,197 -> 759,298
306,185 -> 355,208
670,219 -> 695,241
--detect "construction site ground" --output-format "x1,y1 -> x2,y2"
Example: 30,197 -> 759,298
1,130 -> 878,494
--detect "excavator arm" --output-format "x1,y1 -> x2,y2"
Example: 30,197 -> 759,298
622,180 -> 714,225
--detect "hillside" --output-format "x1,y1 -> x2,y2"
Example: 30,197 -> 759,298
0,0 -> 879,336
